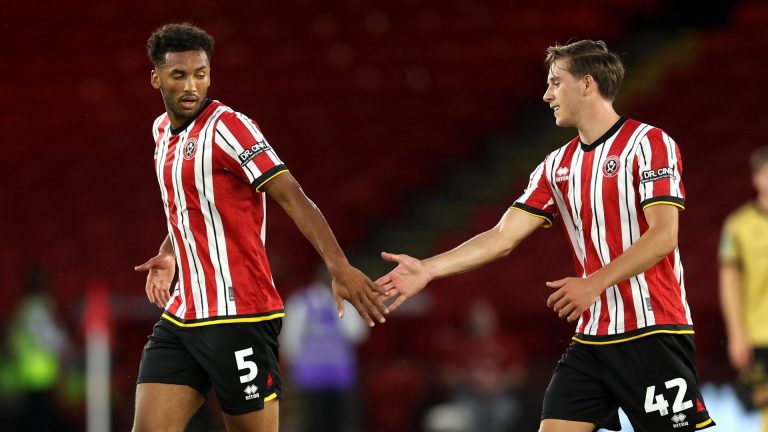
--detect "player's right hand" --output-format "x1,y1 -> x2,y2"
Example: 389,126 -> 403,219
727,333 -> 753,371
375,252 -> 432,312
135,254 -> 176,308
330,264 -> 390,327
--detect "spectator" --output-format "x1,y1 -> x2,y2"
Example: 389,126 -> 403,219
720,145 -> 768,431
282,266 -> 370,432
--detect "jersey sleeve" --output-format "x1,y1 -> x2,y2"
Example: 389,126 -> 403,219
718,217 -> 742,266
214,112 -> 288,191
511,160 -> 557,227
634,128 -> 686,210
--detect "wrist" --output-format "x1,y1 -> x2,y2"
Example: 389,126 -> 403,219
423,259 -> 439,281
324,256 -> 351,274
586,272 -> 610,294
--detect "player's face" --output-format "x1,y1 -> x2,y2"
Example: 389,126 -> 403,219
151,50 -> 211,128
543,59 -> 583,128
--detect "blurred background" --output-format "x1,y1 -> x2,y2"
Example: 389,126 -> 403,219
0,0 -> 765,430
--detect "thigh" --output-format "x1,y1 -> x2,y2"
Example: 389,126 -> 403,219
541,342 -> 620,431
134,320 -> 210,431
601,334 -> 715,432
539,419 -> 597,432
187,319 -> 283,415
133,383 -> 206,432
222,398 -> 279,432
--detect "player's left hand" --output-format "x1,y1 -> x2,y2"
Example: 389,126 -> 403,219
546,277 -> 603,322
330,265 -> 391,327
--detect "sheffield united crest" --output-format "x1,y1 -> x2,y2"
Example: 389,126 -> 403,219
183,138 -> 198,160
602,155 -> 620,178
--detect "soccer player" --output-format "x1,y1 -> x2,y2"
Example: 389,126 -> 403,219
132,23 -> 389,432
376,40 -> 715,431
720,145 -> 768,432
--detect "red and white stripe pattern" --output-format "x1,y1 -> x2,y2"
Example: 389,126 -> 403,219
152,100 -> 287,326
513,118 -> 691,341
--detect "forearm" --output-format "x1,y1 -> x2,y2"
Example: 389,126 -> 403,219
281,194 -> 349,271
424,228 -> 518,280
720,265 -> 747,340
587,224 -> 676,292
424,208 -> 539,280
159,235 -> 174,256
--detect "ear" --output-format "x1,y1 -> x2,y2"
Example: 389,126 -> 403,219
151,70 -> 161,90
582,75 -> 595,96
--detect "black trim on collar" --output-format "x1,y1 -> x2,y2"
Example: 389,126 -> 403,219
580,116 -> 627,152
170,98 -> 213,135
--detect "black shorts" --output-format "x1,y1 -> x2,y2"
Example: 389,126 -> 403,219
541,333 -> 715,431
137,318 -> 283,415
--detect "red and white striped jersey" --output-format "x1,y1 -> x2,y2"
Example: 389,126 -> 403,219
512,117 -> 692,343
152,99 -> 287,326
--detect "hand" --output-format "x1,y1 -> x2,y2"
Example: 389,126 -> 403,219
135,253 -> 175,308
330,264 -> 390,327
546,276 -> 603,322
375,252 -> 433,313
727,333 -> 753,371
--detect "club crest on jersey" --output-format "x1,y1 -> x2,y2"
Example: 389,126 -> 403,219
238,139 -> 271,166
183,138 -> 198,160
602,155 -> 620,178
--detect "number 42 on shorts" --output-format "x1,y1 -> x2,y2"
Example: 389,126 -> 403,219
644,377 -> 694,416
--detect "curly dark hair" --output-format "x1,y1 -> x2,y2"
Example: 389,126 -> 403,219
147,23 -> 214,67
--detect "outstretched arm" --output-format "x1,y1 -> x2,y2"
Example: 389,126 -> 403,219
135,235 -> 176,308
377,207 -> 545,311
262,172 -> 389,327
547,204 -> 679,322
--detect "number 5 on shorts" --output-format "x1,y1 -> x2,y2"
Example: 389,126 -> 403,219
644,377 -> 693,416
234,347 -> 258,383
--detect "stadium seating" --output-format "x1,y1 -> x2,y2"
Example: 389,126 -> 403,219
26,0 -> 768,429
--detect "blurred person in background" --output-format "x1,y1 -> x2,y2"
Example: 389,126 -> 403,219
0,266 -> 76,431
719,145 -> 768,432
281,265 -> 369,432
377,39 -> 715,431
433,298 -> 526,432
132,23 -> 389,432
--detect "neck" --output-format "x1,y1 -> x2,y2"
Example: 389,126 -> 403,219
576,101 -> 620,144
757,193 -> 768,212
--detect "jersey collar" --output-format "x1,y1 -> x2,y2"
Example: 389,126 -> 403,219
580,116 -> 627,152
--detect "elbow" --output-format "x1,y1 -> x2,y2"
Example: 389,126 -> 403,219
498,238 -> 521,258
657,227 -> 678,257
